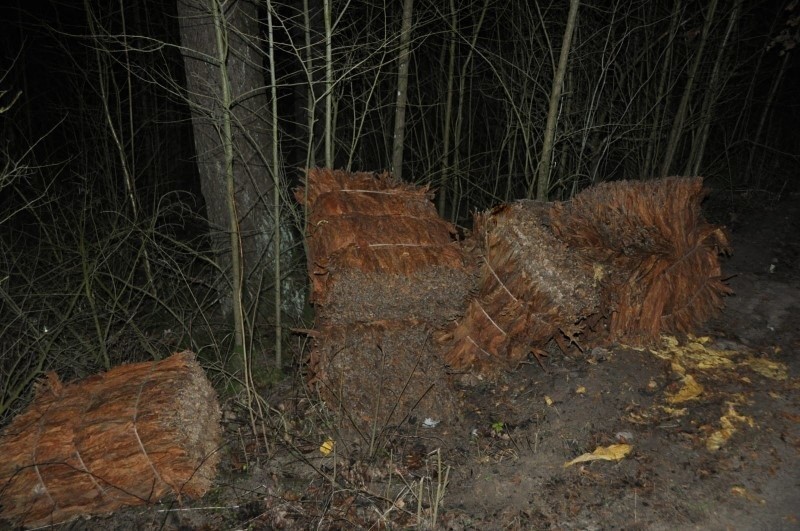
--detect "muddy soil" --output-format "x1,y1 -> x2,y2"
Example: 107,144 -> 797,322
28,192 -> 799,530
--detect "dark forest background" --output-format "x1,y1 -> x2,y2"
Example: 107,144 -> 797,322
0,0 -> 797,420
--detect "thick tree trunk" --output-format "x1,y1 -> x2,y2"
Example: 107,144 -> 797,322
178,0 -> 298,322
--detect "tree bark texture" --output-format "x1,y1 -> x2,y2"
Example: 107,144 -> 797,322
178,0 -> 284,316
391,0 -> 414,181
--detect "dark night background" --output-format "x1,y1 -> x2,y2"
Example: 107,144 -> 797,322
1,1 -> 800,529
0,0 -> 798,407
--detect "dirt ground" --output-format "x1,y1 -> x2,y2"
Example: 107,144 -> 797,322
27,191 -> 799,530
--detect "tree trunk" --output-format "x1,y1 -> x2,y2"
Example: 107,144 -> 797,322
301,0 -> 326,170
437,0 -> 457,216
687,0 -> 741,176
178,0 -> 300,328
532,0 -> 580,200
391,0 -> 414,181
659,0 -> 718,177
323,0 -> 333,167
450,0 -> 490,220
749,49 -> 790,186
643,0 -> 682,179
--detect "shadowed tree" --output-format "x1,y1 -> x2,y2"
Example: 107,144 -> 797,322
178,0 -> 302,371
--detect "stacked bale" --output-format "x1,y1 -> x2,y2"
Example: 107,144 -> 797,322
298,168 -> 472,325
0,351 -> 221,528
307,321 -> 462,437
437,201 -> 600,374
296,169 -> 471,436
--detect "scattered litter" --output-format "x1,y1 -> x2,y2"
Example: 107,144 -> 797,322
650,335 -> 788,381
615,431 -> 634,443
423,418 -> 440,428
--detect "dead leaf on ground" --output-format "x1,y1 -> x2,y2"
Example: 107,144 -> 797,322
564,444 -> 632,467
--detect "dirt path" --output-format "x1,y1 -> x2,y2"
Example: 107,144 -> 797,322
437,194 -> 800,529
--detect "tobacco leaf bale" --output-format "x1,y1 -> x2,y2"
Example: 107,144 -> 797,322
308,321 -> 462,444
309,188 -> 441,222
306,214 -> 456,271
485,201 -> 599,321
317,261 -> 475,326
439,201 -> 600,375
549,176 -> 732,344
307,237 -> 473,317
0,351 -> 221,529
296,168 -> 432,208
296,168 -> 475,324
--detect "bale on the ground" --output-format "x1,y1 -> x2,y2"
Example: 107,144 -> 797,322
549,176 -> 732,343
308,321 -> 462,442
437,201 -> 600,374
0,351 -> 221,529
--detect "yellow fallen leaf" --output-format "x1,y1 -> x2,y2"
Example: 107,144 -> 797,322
706,425 -> 735,452
575,386 -> 586,395
706,403 -> 754,451
660,405 -> 688,417
731,486 -> 766,504
745,357 -> 788,380
564,444 -> 632,467
320,438 -> 335,456
670,361 -> 687,376
666,374 -> 704,404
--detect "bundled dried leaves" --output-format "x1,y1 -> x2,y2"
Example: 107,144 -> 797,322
297,169 -> 470,438
298,170 -> 731,389
0,351 -> 221,528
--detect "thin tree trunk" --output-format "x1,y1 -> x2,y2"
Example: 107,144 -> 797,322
391,0 -> 414,180
265,0 -> 282,367
557,68 -> 573,196
211,0 -> 245,359
323,0 -> 333,167
643,0 -> 682,179
450,0 -> 489,220
687,0 -> 742,176
659,0 -> 718,177
749,50 -> 790,185
85,0 -> 156,298
731,8 -> 782,148
284,0 -> 326,176
532,0 -> 579,200
290,0 -> 321,175
438,0 -> 457,217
